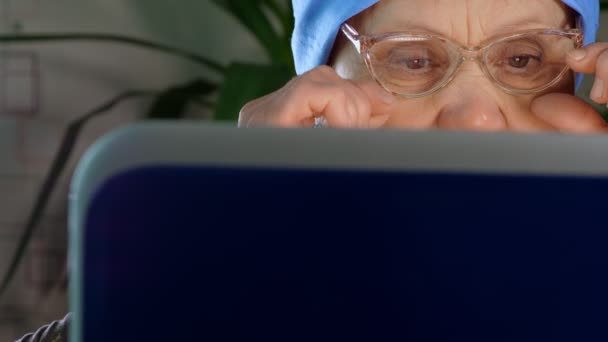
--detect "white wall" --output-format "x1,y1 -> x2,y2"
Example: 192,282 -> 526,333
0,1 -> 268,339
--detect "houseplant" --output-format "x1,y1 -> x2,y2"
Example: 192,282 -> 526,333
0,0 -> 295,301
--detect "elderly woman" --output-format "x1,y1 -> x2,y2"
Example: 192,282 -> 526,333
240,0 -> 606,133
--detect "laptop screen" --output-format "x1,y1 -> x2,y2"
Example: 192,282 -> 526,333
70,123 -> 608,341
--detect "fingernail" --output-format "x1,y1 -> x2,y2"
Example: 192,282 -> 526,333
591,78 -> 605,100
568,49 -> 587,61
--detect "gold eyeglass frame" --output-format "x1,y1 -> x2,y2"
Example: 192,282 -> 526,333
340,22 -> 584,98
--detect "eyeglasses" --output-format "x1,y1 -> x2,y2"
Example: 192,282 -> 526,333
341,23 -> 583,98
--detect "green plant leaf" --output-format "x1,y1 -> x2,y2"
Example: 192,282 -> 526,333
211,0 -> 292,67
214,62 -> 294,122
146,79 -> 218,119
258,0 -> 295,73
600,108 -> 608,123
260,0 -> 293,38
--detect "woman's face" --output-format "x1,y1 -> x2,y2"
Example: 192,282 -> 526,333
332,0 -> 576,131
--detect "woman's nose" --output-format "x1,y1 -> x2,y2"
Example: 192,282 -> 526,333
434,66 -> 508,131
436,94 -> 507,131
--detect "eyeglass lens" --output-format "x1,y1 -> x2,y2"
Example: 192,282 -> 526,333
367,33 -> 578,96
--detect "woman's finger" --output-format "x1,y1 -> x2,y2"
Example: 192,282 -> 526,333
531,93 -> 608,134
238,66 -> 395,129
289,81 -> 357,128
349,79 -> 396,129
567,43 -> 608,74
239,66 -> 356,128
238,93 -> 273,127
567,43 -> 608,104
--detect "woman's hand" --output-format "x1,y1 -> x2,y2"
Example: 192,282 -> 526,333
569,43 -> 608,105
238,66 -> 395,129
531,43 -> 608,133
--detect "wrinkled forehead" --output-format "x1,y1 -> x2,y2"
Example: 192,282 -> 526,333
356,0 -> 574,44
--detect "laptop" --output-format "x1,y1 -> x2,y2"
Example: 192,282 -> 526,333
69,123 -> 608,341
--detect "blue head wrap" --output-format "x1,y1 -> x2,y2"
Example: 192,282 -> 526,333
292,0 -> 600,89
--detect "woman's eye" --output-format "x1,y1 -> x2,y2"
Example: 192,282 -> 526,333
506,54 -> 541,69
403,58 -> 432,70
384,47 -> 436,71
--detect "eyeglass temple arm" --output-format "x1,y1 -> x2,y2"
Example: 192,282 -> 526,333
341,23 -> 362,53
573,15 -> 584,47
